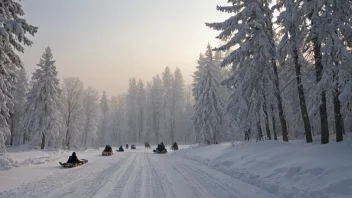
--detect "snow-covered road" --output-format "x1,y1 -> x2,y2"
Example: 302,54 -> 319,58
0,148 -> 278,198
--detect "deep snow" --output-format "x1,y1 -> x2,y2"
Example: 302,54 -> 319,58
0,141 -> 351,198
175,141 -> 352,198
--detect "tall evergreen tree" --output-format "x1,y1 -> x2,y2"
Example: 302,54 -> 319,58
150,75 -> 163,143
23,47 -> 62,149
206,0 -> 289,141
192,44 -> 224,144
100,91 -> 109,145
0,0 -> 37,153
162,67 -> 173,143
10,68 -> 28,146
276,0 -> 313,143
170,68 -> 185,143
126,78 -> 137,142
136,80 -> 146,142
302,0 -> 352,143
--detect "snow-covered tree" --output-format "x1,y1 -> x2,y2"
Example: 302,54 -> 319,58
150,75 -> 163,143
136,80 -> 146,142
162,67 -> 173,143
171,68 -> 185,143
100,91 -> 109,145
276,0 -> 313,143
22,47 -> 62,149
9,68 -> 28,146
192,44 -> 224,144
62,77 -> 84,149
82,86 -> 100,148
0,0 -> 38,153
301,0 -> 352,143
206,0 -> 289,141
126,78 -> 137,142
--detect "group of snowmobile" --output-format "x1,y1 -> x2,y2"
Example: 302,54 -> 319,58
59,142 -> 178,168
60,142 -> 179,168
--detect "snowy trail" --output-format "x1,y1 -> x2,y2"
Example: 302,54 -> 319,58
0,149 -> 279,198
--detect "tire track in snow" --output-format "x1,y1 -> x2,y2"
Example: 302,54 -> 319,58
146,153 -> 176,198
162,157 -> 214,198
50,154 -> 134,198
169,157 -> 279,198
120,153 -> 143,198
0,162 -> 96,198
106,154 -> 138,198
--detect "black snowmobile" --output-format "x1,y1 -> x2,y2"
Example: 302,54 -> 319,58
102,145 -> 113,156
60,152 -> 88,168
131,145 -> 136,150
153,142 -> 167,154
171,142 -> 179,151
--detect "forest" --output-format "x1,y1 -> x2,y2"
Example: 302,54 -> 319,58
0,0 -> 351,154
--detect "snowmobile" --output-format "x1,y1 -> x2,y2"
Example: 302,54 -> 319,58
59,159 -> 88,168
102,145 -> 113,156
153,143 -> 167,154
153,149 -> 167,154
171,142 -> 178,151
131,145 -> 136,150
116,146 -> 124,152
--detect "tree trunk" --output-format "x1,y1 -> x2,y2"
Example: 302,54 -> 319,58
41,133 -> 45,149
313,39 -> 329,144
263,94 -> 271,140
257,119 -> 263,141
271,105 -> 278,140
333,88 -> 343,142
272,61 -> 289,141
266,9 -> 288,142
10,113 -> 14,146
292,44 -> 313,143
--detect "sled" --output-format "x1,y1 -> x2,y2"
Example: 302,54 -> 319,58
102,151 -> 113,156
153,149 -> 167,154
59,159 -> 88,168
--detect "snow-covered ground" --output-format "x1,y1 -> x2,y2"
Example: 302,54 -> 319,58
0,142 -> 351,198
175,141 -> 352,198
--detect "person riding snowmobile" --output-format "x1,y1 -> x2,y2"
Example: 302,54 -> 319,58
157,142 -> 166,152
118,146 -> 124,152
67,152 -> 82,164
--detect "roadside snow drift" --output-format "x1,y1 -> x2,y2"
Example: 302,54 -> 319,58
175,141 -> 352,198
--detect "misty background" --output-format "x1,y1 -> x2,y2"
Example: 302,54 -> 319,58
20,0 -> 227,94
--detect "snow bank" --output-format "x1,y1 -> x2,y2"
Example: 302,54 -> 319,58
175,141 -> 352,198
0,145 -> 98,171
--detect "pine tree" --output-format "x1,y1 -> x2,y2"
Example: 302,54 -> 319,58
206,0 -> 289,141
162,67 -> 173,143
192,44 -> 224,144
170,68 -> 185,143
127,78 -> 137,142
0,0 -> 38,153
100,91 -> 109,145
276,0 -> 313,143
302,0 -> 352,143
23,47 -> 62,149
136,80 -> 146,142
151,75 -> 163,143
10,68 -> 28,146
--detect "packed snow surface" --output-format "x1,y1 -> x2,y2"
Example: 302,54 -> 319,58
0,141 -> 351,198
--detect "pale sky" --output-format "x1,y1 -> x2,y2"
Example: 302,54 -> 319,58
20,0 -> 228,95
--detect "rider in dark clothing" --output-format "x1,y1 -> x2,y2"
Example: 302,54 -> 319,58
119,146 -> 124,152
67,152 -> 81,164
